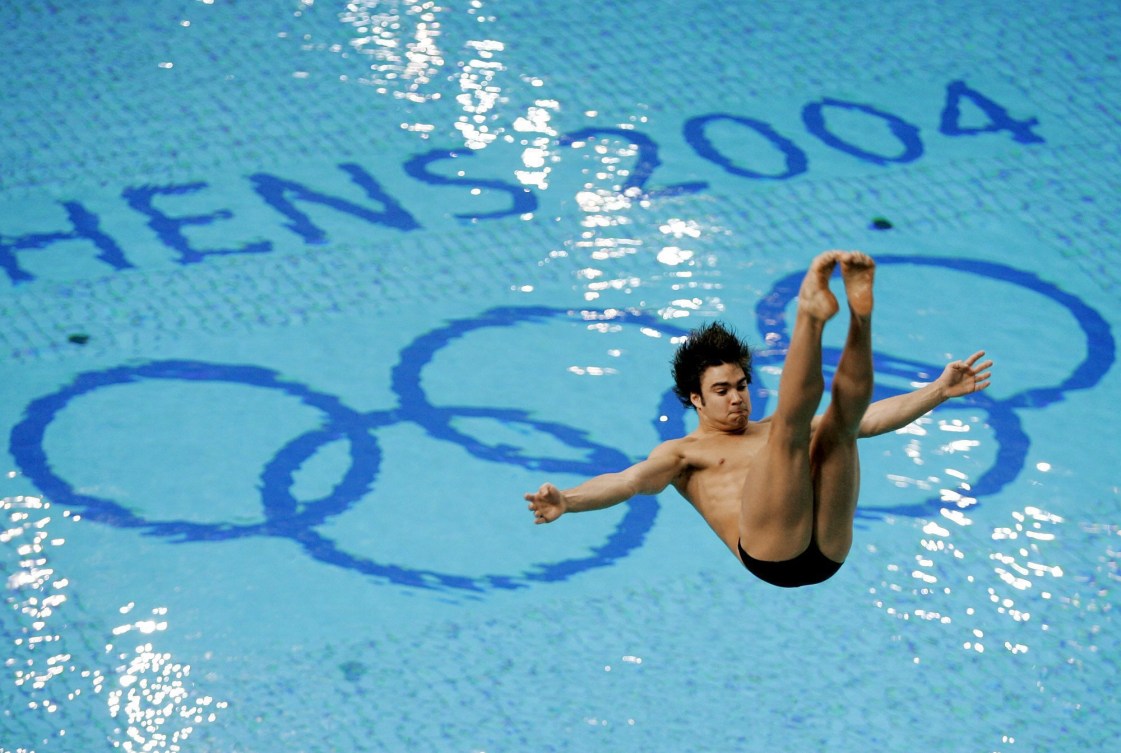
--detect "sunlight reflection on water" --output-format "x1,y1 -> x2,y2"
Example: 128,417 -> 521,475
2,494 -> 225,753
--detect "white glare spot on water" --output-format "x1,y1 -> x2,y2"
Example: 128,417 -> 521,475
567,365 -> 619,377
575,190 -> 635,216
940,508 -> 973,527
875,501 -> 1076,665
658,297 -> 704,320
335,0 -> 447,103
659,218 -> 703,239
454,39 -> 506,149
107,632 -> 227,753
514,99 -> 559,189
2,494 -> 225,750
923,521 -> 951,537
656,246 -> 695,266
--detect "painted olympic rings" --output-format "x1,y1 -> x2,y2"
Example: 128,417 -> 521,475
10,307 -> 689,592
8,258 -> 1114,591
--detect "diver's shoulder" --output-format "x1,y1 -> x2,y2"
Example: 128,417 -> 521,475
652,435 -> 695,455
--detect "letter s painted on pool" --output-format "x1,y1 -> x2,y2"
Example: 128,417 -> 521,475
402,148 -> 537,220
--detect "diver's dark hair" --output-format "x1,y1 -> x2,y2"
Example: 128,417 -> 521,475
671,322 -> 752,409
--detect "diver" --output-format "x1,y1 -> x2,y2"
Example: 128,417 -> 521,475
525,251 -> 992,587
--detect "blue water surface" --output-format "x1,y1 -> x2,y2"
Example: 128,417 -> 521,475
2,1 -> 1119,751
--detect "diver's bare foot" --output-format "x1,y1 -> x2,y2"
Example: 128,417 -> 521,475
840,251 -> 875,319
798,251 -> 842,321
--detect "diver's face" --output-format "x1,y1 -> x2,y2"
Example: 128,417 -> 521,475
691,363 -> 750,430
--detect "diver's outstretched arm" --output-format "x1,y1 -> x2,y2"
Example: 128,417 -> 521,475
525,441 -> 686,524
856,350 -> 993,438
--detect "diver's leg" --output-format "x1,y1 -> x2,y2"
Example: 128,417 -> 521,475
809,252 -> 875,562
737,251 -> 841,560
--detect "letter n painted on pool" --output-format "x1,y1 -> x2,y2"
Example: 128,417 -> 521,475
250,164 -> 421,244
0,201 -> 133,284
402,149 -> 537,220
122,182 -> 273,265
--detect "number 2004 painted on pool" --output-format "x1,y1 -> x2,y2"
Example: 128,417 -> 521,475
556,79 -> 1043,200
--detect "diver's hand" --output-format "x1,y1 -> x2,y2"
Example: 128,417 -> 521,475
524,483 -> 567,524
939,350 -> 993,399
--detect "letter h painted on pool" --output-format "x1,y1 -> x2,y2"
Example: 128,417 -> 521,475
0,201 -> 133,284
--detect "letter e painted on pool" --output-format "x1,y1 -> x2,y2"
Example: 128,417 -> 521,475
122,182 -> 272,265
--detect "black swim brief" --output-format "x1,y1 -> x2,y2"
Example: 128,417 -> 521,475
737,539 -> 844,588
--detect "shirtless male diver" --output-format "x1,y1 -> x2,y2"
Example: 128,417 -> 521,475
524,251 -> 993,588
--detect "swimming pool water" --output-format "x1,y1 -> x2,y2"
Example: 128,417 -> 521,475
2,1 -> 1119,751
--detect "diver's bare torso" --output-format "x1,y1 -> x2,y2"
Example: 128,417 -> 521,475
668,418 -> 775,553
